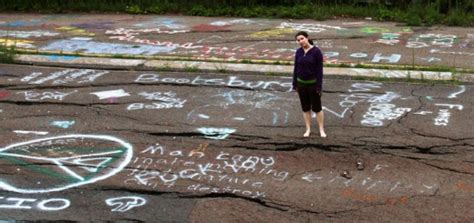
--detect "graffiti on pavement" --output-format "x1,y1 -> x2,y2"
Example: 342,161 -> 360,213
105,196 -> 147,212
20,69 -> 108,85
0,134 -> 133,193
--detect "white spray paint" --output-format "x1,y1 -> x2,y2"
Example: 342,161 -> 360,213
21,69 -> 108,85
0,134 -> 133,194
196,127 -> 236,140
17,90 -> 77,101
0,197 -> 70,211
50,120 -> 76,129
105,196 -> 147,212
90,89 -> 130,100
13,130 -> 49,135
128,91 -> 186,110
447,86 -> 466,99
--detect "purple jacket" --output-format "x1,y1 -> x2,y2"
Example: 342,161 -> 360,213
292,46 -> 323,92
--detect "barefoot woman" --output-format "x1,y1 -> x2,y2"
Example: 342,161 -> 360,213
292,31 -> 326,138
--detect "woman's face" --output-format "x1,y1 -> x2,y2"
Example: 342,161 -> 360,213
296,35 -> 309,48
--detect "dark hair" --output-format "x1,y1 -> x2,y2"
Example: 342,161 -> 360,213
295,31 -> 314,45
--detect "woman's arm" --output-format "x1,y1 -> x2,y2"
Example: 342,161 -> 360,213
314,48 -> 324,93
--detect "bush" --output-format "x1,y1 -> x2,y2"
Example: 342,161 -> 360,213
187,5 -> 209,16
126,5 -> 143,14
377,8 -> 395,21
444,9 -> 471,26
312,8 -> 330,20
404,4 -> 423,26
148,5 -> 165,14
214,6 -> 233,16
424,5 -> 443,26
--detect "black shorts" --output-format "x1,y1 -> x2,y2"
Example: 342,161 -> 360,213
297,83 -> 322,113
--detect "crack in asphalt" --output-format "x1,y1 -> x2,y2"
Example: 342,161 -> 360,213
83,185 -> 305,215
418,160 -> 474,176
180,193 -> 291,211
231,142 -> 346,152
409,128 -> 474,142
94,186 -> 183,197
0,100 -> 119,107
374,150 -> 473,176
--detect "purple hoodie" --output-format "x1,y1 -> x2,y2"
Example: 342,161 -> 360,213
292,46 -> 323,92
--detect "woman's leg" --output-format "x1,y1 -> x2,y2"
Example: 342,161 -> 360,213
316,111 -> 326,137
303,111 -> 312,137
297,85 -> 312,137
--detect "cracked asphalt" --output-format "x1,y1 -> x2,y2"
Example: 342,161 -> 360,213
0,64 -> 472,222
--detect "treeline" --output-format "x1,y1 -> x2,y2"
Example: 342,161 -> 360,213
0,0 -> 472,26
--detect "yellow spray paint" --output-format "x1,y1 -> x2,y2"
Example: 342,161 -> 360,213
249,28 -> 293,38
56,26 -> 95,36
0,38 -> 35,48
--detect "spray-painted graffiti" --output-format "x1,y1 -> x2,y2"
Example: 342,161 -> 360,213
17,90 -> 78,101
13,130 -> 49,135
195,43 -> 295,60
360,27 -> 390,34
376,33 -> 400,45
192,24 -> 231,32
278,22 -> 345,33
187,90 -> 291,126
420,57 -> 442,63
134,74 -> 293,91
197,35 -> 241,44
0,38 -> 35,48
371,53 -> 401,63
322,82 -> 411,127
323,82 -> 383,118
105,196 -> 147,212
90,89 -> 131,100
127,91 -> 186,110
0,134 -> 133,193
0,90 -> 11,100
107,28 -> 189,36
301,166 -> 438,195
0,19 -> 44,27
0,197 -> 70,211
50,121 -> 76,129
124,144 -> 286,199
41,39 -> 176,55
44,55 -> 80,62
447,86 -> 466,99
406,34 -> 457,48
20,69 -> 108,85
361,92 -> 411,127
248,28 -> 293,38
210,19 -> 257,26
134,18 -> 187,30
196,127 -> 236,140
433,104 -> 463,126
350,52 -> 369,59
0,30 -> 59,38
56,26 -> 95,36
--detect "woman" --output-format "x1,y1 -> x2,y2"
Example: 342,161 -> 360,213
293,31 -> 326,138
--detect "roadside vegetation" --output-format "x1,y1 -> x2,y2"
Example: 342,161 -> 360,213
0,43 -> 15,63
0,0 -> 472,26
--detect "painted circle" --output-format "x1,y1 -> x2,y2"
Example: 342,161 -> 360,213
0,134 -> 133,194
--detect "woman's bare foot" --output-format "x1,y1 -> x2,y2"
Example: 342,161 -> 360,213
320,129 -> 327,138
304,130 -> 311,137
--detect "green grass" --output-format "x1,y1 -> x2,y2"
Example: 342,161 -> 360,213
0,44 -> 15,64
184,64 -> 200,72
